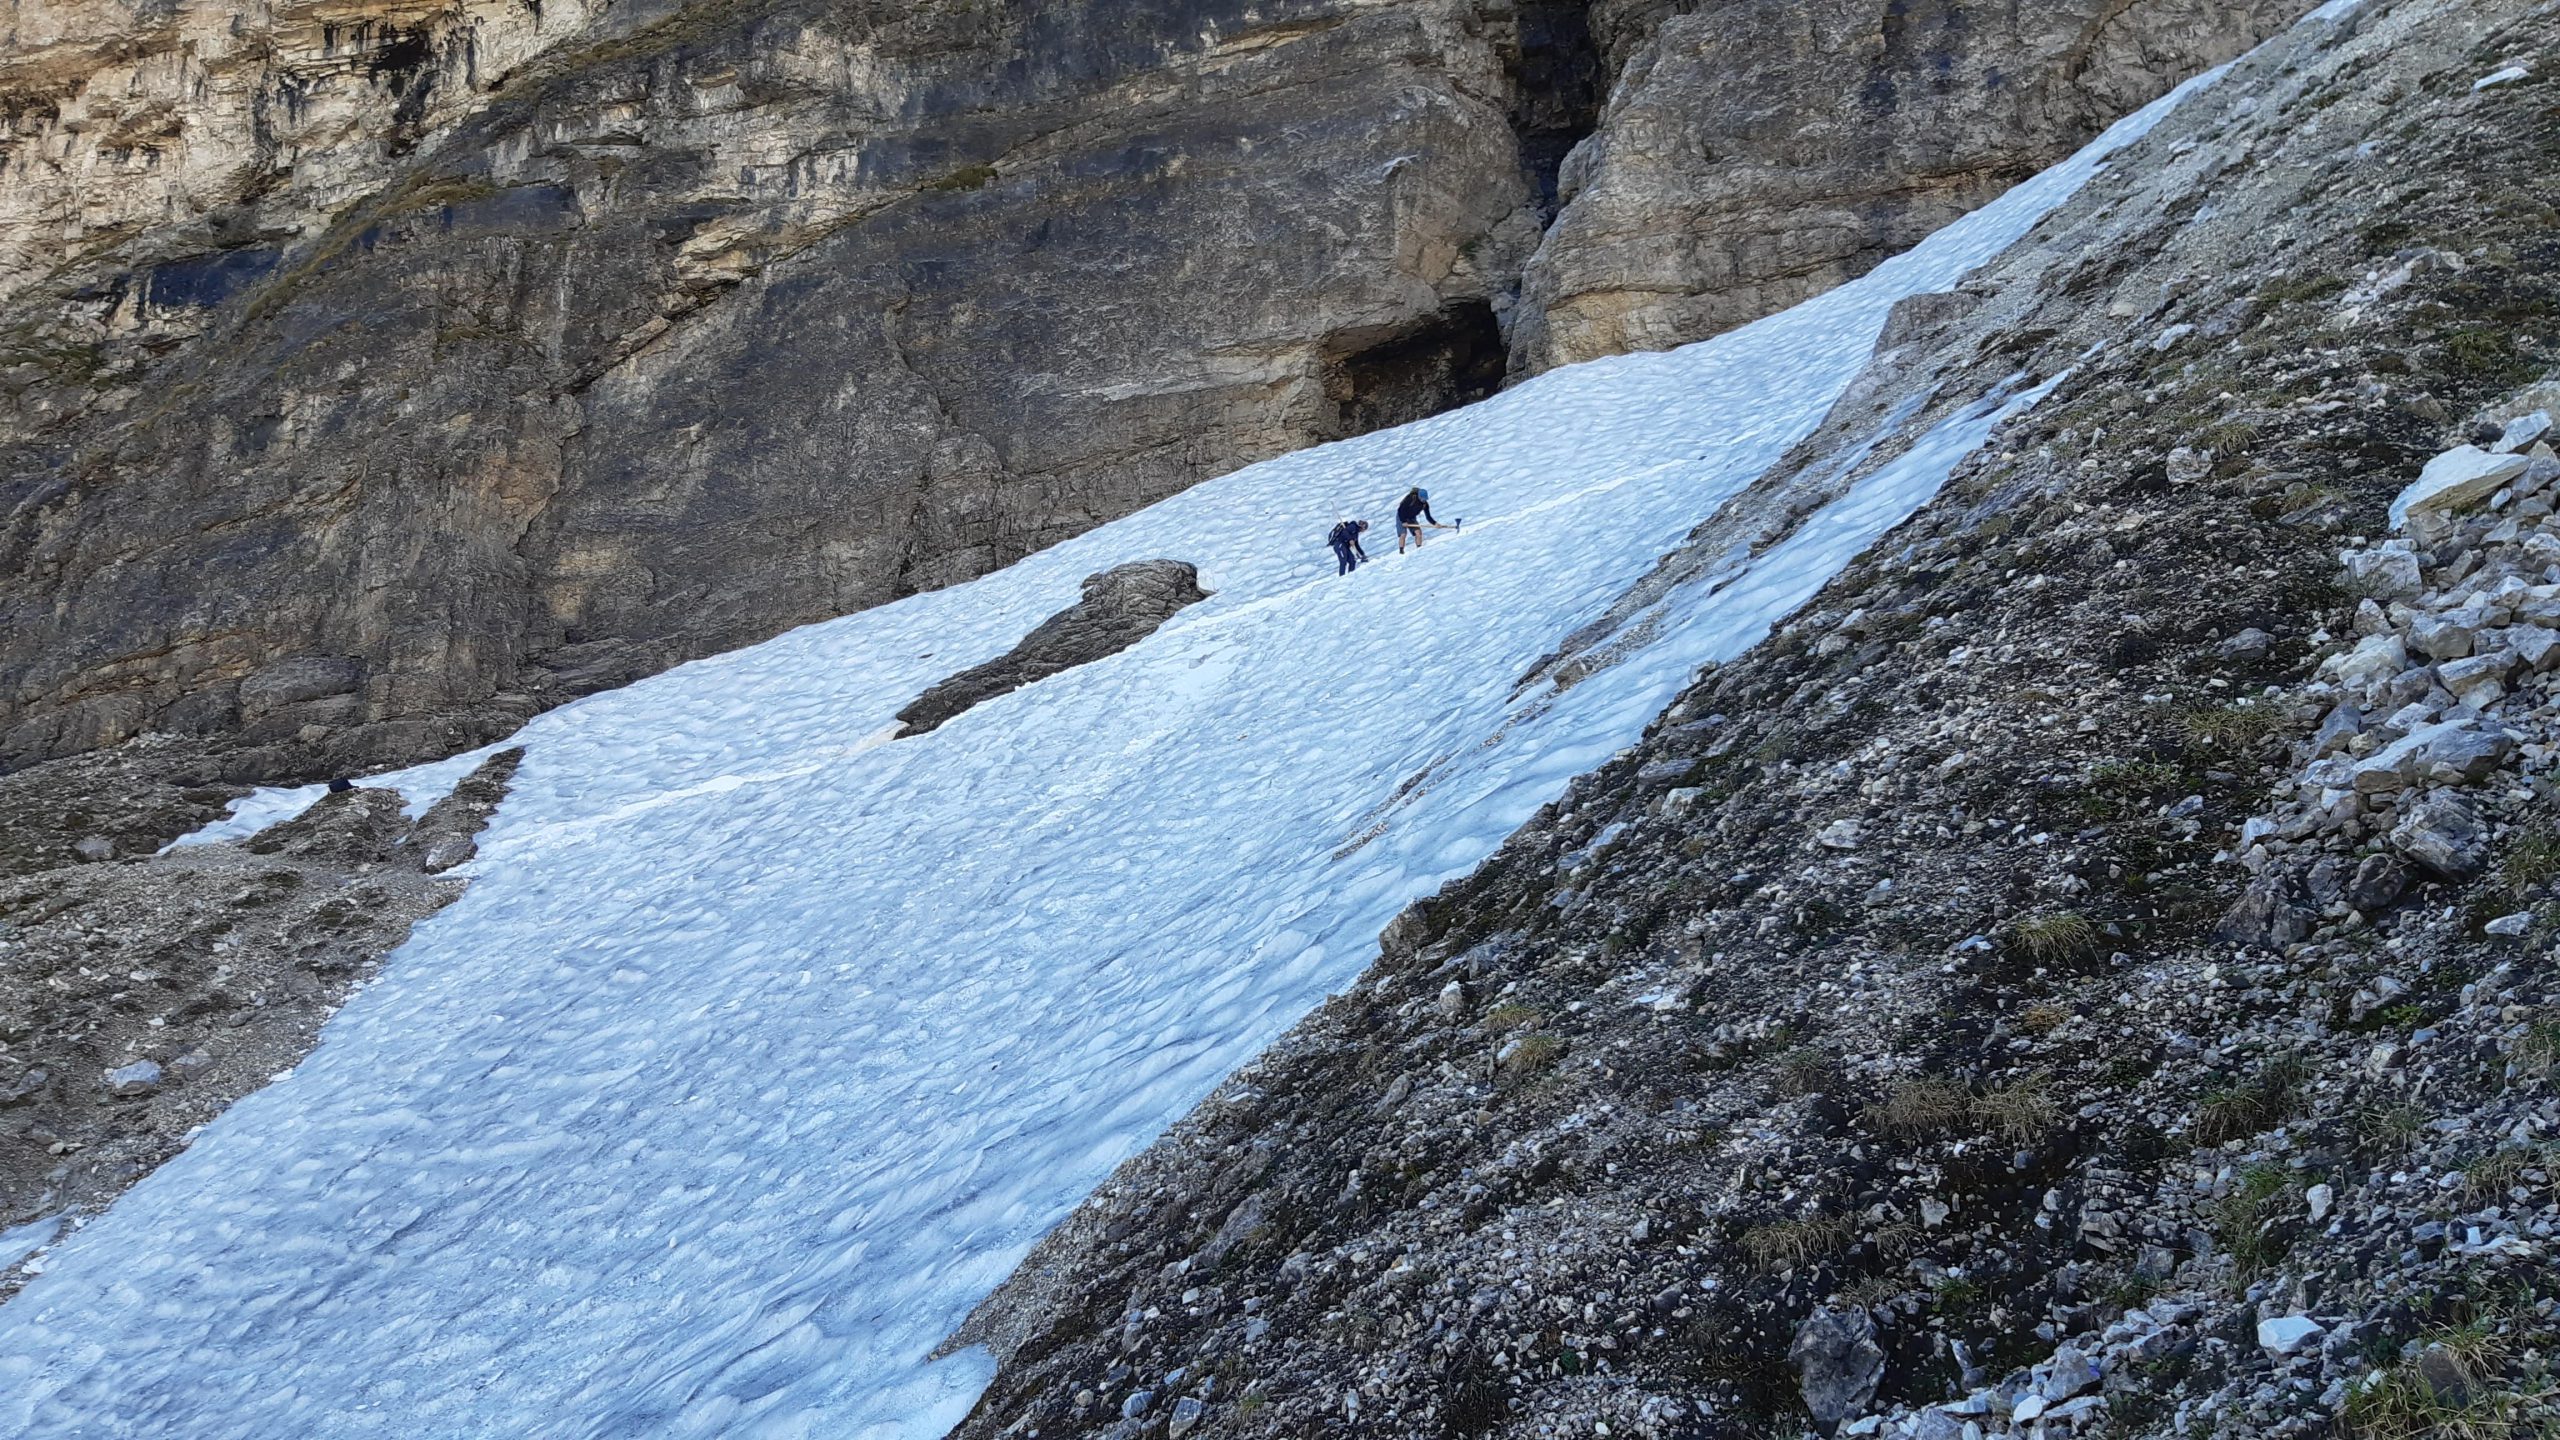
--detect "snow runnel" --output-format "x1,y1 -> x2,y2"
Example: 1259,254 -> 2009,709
0,76 -> 2211,1439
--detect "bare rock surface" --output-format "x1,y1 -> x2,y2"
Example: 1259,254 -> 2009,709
0,749 -> 522,1293
897,560 -> 1210,736
0,737 -> 245,880
1506,0 -> 2313,374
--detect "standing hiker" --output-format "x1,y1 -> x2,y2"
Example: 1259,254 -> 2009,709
1328,518 -> 1371,576
1395,487 -> 1438,553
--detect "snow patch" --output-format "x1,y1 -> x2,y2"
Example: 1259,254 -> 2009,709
0,1216 -> 62,1272
165,741 -> 512,852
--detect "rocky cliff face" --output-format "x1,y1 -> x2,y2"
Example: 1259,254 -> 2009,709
1508,0 -> 2310,373
2,0 -> 2300,781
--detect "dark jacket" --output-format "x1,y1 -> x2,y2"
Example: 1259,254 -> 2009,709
1396,491 -> 1435,527
1328,520 -> 1366,551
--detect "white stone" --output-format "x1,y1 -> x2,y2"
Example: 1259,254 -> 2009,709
1817,819 -> 1864,850
2485,912 -> 2532,937
2439,650 -> 2516,707
2330,633 -> 2408,693
2339,546 -> 2423,599
2506,625 -> 2560,672
2393,447 -> 2531,536
2258,1315 -> 2324,1355
2307,1183 -> 2334,1223
104,1060 -> 162,1097
2351,719 -> 2516,791
2407,614 -> 2478,660
2041,1344 -> 2101,1401
2498,411 -> 2554,454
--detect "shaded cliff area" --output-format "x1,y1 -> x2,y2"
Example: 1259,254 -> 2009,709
3,0 -> 2302,783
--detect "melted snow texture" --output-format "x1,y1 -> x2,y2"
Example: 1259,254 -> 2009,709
0,79 -> 2208,1439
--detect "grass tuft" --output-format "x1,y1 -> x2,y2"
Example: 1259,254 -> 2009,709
2179,699 -> 2285,751
2211,1163 -> 2297,1276
2343,1321 -> 2539,1440
2515,1015 -> 2560,1079
1498,1033 -> 1565,1083
2496,830 -> 2560,905
1976,1073 -> 2062,1144
2194,1054 -> 2310,1147
1866,1077 -> 1974,1137
2357,1099 -> 2430,1153
2463,1147 -> 2534,1201
2007,911 -> 2102,966
1739,1215 -> 1851,1271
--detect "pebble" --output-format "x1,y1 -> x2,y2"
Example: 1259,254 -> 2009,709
103,1061 -> 162,1098
2257,1315 -> 2324,1356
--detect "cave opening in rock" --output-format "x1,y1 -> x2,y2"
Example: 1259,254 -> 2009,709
1504,1 -> 1606,218
1318,300 -> 1508,441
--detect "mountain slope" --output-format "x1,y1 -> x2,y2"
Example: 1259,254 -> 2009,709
939,3 -> 2560,1436
0,69 -> 2197,1438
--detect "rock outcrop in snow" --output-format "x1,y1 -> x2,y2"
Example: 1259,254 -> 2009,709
898,561 -> 1210,737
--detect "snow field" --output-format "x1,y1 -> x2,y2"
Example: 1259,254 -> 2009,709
0,71 -> 2218,1440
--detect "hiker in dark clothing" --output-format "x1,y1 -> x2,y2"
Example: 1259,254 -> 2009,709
1328,519 -> 1371,576
1395,487 -> 1437,553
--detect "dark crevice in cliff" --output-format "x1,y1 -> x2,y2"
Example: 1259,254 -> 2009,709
1318,301 -> 1508,441
1500,0 -> 1607,219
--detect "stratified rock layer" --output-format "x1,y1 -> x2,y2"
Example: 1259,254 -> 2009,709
1508,0 -> 2309,373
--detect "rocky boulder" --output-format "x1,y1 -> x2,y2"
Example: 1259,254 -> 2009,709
2391,445 -> 2532,539
1789,1305 -> 1887,1426
2390,794 -> 2493,881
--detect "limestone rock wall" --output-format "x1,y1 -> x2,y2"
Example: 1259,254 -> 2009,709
0,0 -> 2306,778
1,0 -> 1547,775
0,0 -> 631,309
1507,0 -> 2311,373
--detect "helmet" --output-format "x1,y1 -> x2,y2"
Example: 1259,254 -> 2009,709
1416,488 -> 1429,501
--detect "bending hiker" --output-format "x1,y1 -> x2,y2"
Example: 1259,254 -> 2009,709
1396,487 -> 1438,553
1328,518 -> 1371,575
